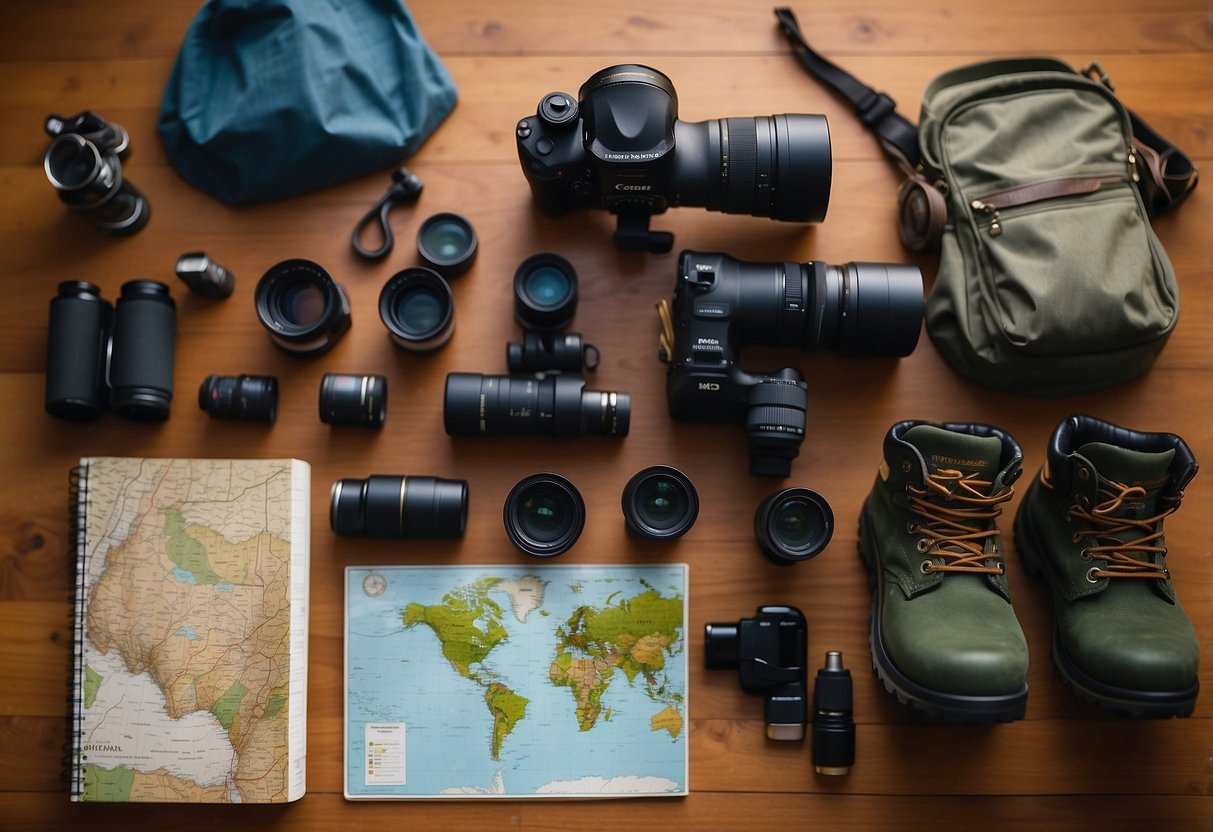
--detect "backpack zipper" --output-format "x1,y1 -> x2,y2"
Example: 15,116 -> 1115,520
970,173 -> 1130,237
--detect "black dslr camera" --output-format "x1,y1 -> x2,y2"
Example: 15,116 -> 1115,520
516,65 -> 831,253
659,251 -> 923,477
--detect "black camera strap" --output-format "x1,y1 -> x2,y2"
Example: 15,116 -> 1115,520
773,6 -> 1198,215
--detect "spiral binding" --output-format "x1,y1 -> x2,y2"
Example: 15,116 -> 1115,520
63,462 -> 88,799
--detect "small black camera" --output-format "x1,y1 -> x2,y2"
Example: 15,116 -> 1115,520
516,64 -> 831,253
705,605 -> 809,741
659,250 -> 923,477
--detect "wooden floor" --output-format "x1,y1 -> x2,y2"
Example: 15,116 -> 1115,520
1,0 -> 1210,828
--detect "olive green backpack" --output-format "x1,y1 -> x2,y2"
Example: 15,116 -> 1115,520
776,9 -> 1199,395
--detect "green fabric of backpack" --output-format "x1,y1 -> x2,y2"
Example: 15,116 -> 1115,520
917,59 -> 1179,395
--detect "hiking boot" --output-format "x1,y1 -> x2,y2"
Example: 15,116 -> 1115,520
1014,414 -> 1200,717
859,420 -> 1029,722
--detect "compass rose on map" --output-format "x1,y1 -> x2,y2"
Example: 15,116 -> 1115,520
362,573 -> 387,597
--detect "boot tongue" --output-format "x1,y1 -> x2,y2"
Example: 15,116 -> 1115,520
1077,442 -> 1174,518
903,425 -> 1004,480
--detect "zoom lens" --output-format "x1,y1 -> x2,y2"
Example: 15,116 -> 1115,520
621,465 -> 698,541
199,374 -> 278,422
514,253 -> 578,330
331,475 -> 468,539
504,473 -> 585,557
45,281 -> 112,421
444,372 -> 629,438
417,212 -> 478,278
255,259 -> 352,356
319,373 -> 387,427
755,487 -> 834,565
110,280 -> 176,421
379,268 -> 454,352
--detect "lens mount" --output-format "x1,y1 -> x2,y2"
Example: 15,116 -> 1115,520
255,259 -> 352,356
514,253 -> 578,330
379,267 -> 455,352
504,473 -> 585,558
755,487 -> 834,565
417,212 -> 478,278
621,465 -> 699,541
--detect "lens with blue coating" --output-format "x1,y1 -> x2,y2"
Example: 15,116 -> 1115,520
514,252 -> 578,329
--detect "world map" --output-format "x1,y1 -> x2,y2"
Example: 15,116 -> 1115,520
344,565 -> 688,798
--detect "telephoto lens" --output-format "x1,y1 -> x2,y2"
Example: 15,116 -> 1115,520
755,487 -> 834,565
255,259 -> 352,356
506,331 -> 600,374
109,280 -> 176,421
514,253 -> 578,330
621,465 -> 699,541
331,475 -> 468,539
417,212 -> 478,278
378,268 -> 455,352
319,373 -> 387,427
503,473 -> 585,557
45,281 -> 112,421
198,375 -> 278,423
176,252 -> 235,298
444,372 -> 629,438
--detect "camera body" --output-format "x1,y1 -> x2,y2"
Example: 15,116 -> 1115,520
516,65 -> 831,252
661,250 -> 923,477
705,605 -> 809,741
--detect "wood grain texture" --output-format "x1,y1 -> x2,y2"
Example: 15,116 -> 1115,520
0,0 -> 1210,828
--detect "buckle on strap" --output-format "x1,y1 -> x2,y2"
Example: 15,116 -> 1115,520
856,91 -> 896,127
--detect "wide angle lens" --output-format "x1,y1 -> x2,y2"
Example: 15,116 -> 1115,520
754,487 -> 834,566
621,465 -> 699,541
255,259 -> 352,356
503,473 -> 585,557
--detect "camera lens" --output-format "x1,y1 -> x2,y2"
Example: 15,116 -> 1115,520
621,466 -> 699,541
199,375 -> 278,422
44,133 -> 150,236
806,262 -> 924,357
755,487 -> 834,565
444,372 -> 629,438
255,259 -> 352,356
331,475 -> 468,539
319,373 -> 387,427
503,473 -> 585,557
45,281 -> 112,421
514,253 -> 578,330
110,280 -> 176,421
506,331 -> 600,374
417,213 -> 478,278
379,268 -> 455,352
744,370 -> 807,478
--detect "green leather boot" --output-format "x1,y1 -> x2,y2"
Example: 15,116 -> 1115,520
859,421 -> 1029,722
1014,414 -> 1200,717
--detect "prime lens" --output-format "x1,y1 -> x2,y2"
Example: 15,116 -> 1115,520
621,465 -> 699,541
379,268 -> 455,352
417,212 -> 478,278
199,374 -> 278,422
503,473 -> 585,557
755,487 -> 834,565
331,475 -> 468,539
255,259 -> 352,356
444,372 -> 629,438
45,281 -> 112,421
319,373 -> 387,427
110,280 -> 176,421
514,253 -> 578,330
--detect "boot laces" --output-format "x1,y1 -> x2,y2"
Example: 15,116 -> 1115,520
906,469 -> 1011,575
1054,474 -> 1176,581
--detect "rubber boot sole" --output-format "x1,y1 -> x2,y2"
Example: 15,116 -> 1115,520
1014,503 -> 1198,719
859,510 -> 1028,724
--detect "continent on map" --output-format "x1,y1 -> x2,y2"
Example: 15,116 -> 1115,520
82,764 -> 232,802
651,705 -> 684,739
551,588 -> 684,733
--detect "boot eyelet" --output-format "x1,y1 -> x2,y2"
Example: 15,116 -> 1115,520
1079,548 -> 1092,561
902,459 -> 913,474
1077,468 -> 1090,481
995,562 -> 1006,575
916,538 -> 931,553
1085,567 -> 1101,583
1071,532 -> 1082,543
1076,494 -> 1090,508
1163,567 -> 1171,580
920,560 -> 934,574
906,522 -> 918,533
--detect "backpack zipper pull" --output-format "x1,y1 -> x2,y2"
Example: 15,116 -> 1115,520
971,200 -> 1002,236
1127,145 -> 1141,183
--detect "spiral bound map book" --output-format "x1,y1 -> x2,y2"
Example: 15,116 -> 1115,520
68,457 -> 310,803
344,564 -> 689,799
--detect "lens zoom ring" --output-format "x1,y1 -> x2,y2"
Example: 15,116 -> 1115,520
745,406 -> 806,435
723,118 -> 758,215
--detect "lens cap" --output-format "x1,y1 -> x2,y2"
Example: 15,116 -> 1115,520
621,465 -> 699,541
504,473 -> 585,558
379,267 -> 455,352
514,253 -> 578,330
417,212 -> 478,278
755,487 -> 834,565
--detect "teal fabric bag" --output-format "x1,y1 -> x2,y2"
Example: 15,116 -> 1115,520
158,0 -> 457,204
